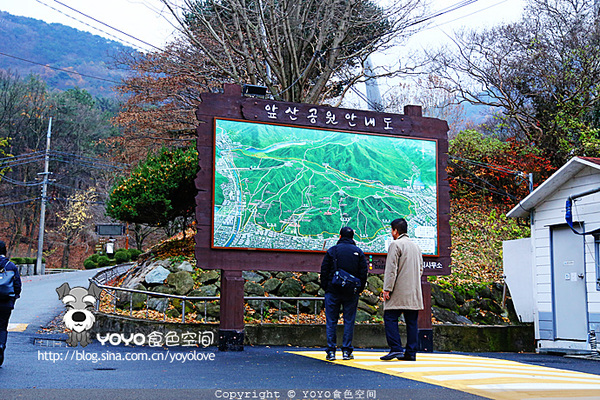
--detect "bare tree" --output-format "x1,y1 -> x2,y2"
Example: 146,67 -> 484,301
161,0 -> 425,104
427,0 -> 600,166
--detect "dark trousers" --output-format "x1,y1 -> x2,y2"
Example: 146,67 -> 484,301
324,291 -> 359,352
0,303 -> 13,348
383,309 -> 419,356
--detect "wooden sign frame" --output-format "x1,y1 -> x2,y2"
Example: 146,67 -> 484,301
194,84 -> 451,350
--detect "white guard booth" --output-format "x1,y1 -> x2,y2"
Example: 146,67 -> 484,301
506,156 -> 600,354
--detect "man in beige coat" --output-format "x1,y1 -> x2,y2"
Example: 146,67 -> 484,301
380,218 -> 423,361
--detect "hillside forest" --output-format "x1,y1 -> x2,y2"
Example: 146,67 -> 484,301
2,0 -> 600,290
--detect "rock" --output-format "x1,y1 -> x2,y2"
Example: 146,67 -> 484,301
131,292 -> 147,310
171,298 -> 194,314
199,270 -> 220,284
258,271 -> 273,279
166,271 -> 194,295
454,289 -> 466,305
176,261 -> 194,272
278,278 -> 303,297
145,265 -> 171,285
148,297 -> 169,312
205,302 -> 220,318
360,293 -> 379,306
277,300 -> 297,313
166,308 -> 181,319
478,285 -> 493,300
301,293 -> 323,313
431,284 -> 458,311
276,272 -> 293,280
244,281 -> 265,296
433,306 -> 473,325
300,272 -> 319,284
478,298 -> 503,315
459,300 -> 478,317
243,271 -> 265,283
304,282 -> 321,295
490,283 -> 505,304
150,285 -> 176,295
190,285 -> 218,297
358,300 -> 377,315
263,278 -> 282,294
367,276 -> 383,295
355,309 -> 372,323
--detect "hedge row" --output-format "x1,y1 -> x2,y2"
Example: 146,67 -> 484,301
83,249 -> 143,270
10,257 -> 45,264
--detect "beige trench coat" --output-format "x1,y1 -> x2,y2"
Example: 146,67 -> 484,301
383,233 -> 424,310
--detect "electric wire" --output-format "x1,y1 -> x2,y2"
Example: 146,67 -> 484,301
0,198 -> 41,207
0,176 -> 43,187
49,0 -> 163,51
33,0 -> 144,50
0,51 -> 123,85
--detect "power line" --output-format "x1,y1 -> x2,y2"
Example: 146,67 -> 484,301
0,176 -> 43,187
420,0 -> 510,32
449,155 -> 524,176
0,198 -> 41,207
0,51 -> 123,85
33,0 -> 144,50
49,0 -> 163,51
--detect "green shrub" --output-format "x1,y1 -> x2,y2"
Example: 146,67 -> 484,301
128,249 -> 142,261
97,255 -> 111,268
25,257 -> 36,264
10,257 -> 24,265
114,249 -> 130,264
83,259 -> 97,270
89,254 -> 99,263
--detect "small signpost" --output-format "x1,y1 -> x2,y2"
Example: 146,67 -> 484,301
195,84 -> 451,350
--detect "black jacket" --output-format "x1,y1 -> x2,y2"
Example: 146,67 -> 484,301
320,237 -> 368,293
0,255 -> 22,309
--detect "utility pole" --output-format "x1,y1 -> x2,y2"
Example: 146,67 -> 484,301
36,117 -> 52,275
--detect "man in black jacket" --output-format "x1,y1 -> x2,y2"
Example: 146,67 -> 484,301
0,240 -> 22,367
320,227 -> 368,361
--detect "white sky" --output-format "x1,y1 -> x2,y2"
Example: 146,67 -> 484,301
0,0 -> 527,108
0,0 -> 526,51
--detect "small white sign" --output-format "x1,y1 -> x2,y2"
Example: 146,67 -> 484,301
415,226 -> 436,238
565,273 -> 571,281
414,238 -> 436,254
571,272 -> 578,281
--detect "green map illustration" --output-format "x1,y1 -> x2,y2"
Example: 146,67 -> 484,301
212,119 -> 438,254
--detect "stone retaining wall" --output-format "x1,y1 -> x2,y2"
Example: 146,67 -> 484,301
92,312 -> 534,352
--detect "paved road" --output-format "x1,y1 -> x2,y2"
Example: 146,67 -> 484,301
0,270 -> 599,400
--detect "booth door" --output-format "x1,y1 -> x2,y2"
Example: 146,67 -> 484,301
551,225 -> 588,341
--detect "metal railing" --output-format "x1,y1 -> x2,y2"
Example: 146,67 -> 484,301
90,265 -> 324,324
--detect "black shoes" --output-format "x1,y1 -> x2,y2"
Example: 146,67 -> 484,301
380,351 -> 404,361
326,350 -> 354,361
0,346 -> 4,367
326,351 -> 336,361
401,353 -> 416,361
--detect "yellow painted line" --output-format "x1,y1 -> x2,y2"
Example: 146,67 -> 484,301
289,351 -> 600,400
7,323 -> 28,332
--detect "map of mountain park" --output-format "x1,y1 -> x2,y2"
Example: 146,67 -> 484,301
212,119 -> 438,255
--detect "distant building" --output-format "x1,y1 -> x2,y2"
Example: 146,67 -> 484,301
505,157 -> 600,354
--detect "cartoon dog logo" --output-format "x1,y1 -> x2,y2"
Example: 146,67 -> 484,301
56,282 -> 102,347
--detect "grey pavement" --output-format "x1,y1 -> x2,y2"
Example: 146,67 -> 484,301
0,270 -> 599,400
11,268 -> 102,330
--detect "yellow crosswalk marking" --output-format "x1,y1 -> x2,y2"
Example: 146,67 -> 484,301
7,323 -> 28,332
290,351 -> 600,400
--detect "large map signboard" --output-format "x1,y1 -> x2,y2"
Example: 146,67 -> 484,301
212,118 -> 438,255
